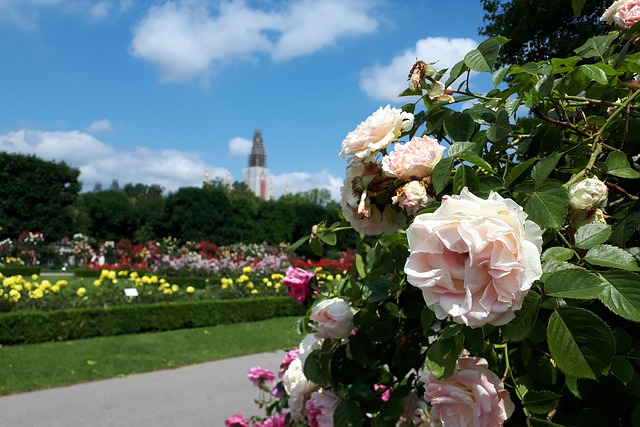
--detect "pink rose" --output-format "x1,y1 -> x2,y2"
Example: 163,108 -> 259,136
279,348 -> 300,378
225,413 -> 249,427
422,357 -> 515,427
247,366 -> 275,388
405,188 -> 542,327
382,136 -> 445,180
258,413 -> 287,427
310,297 -> 354,340
341,163 -> 407,235
340,105 -> 414,163
306,390 -> 341,427
283,267 -> 315,304
601,0 -> 640,28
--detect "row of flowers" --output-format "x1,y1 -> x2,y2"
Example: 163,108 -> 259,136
0,266 -> 343,312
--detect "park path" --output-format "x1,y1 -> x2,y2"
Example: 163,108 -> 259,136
0,351 -> 283,426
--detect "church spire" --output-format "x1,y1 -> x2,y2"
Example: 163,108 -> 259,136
248,128 -> 267,168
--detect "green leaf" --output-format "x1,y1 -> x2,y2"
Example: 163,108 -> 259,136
464,38 -> 502,72
426,333 -> 464,380
610,356 -> 634,385
447,141 -> 476,158
493,67 -> 510,86
573,34 -> 618,59
445,59 -> 469,87
355,253 -> 366,278
303,351 -> 330,386
598,270 -> 640,322
579,64 -> 608,85
501,290 -> 541,342
610,209 -> 640,246
574,223 -> 612,250
523,184 -> 569,230
309,236 -> 324,256
572,0 -> 586,16
431,157 -> 453,196
288,235 -> 308,253
505,157 -> 538,187
547,306 -> 615,379
444,113 -> 475,142
334,400 -> 364,427
523,390 -> 561,414
531,152 -> 563,188
453,165 -> 479,194
605,151 -> 640,179
458,152 -> 497,174
584,244 -> 640,271
486,109 -> 511,142
541,247 -> 575,262
544,267 -> 604,299
318,231 -> 337,246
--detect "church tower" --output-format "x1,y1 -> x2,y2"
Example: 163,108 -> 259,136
243,128 -> 271,200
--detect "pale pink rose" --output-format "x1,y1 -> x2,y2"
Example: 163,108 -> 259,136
422,357 -> 515,427
279,348 -> 300,378
428,81 -> 454,103
382,136 -> 445,180
568,176 -> 608,211
306,390 -> 341,427
283,267 -> 315,304
225,413 -> 249,427
340,105 -> 414,163
309,297 -> 354,340
392,181 -> 434,216
283,357 -> 318,421
601,0 -> 640,28
247,366 -> 275,388
341,163 -> 407,235
405,188 -> 543,327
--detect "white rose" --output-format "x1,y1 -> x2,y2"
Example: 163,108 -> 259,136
568,176 -> 608,210
340,105 -> 414,163
310,297 -> 354,340
283,357 -> 317,421
392,181 -> 434,216
405,188 -> 543,327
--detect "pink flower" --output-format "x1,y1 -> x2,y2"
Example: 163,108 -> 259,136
306,390 -> 341,427
340,105 -> 414,163
259,413 -> 288,427
340,163 -> 407,235
247,366 -> 275,388
374,384 -> 392,402
392,181 -> 434,216
405,188 -> 542,327
382,136 -> 445,180
309,298 -> 354,340
601,0 -> 640,28
283,267 -> 315,304
422,357 -> 515,427
225,413 -> 249,427
279,348 -> 300,378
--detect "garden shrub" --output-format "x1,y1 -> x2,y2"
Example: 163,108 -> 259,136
0,266 -> 40,276
0,297 -> 304,344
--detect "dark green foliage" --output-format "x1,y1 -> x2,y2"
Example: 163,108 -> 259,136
479,0 -> 608,67
0,152 -> 81,240
0,297 -> 304,344
0,266 -> 41,276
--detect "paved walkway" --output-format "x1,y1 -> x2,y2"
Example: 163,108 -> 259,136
0,351 -> 284,426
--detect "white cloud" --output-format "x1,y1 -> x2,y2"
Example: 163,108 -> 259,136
0,130 -> 229,193
130,0 -> 379,83
359,37 -> 479,102
87,119 -> 112,133
0,0 -> 130,28
89,1 -> 111,19
271,169 -> 343,201
228,136 -> 252,157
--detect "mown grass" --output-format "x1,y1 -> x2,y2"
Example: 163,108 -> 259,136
0,316 -> 302,396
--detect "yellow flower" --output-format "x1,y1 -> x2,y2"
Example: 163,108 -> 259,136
129,272 -> 139,279
162,288 -> 172,295
327,274 -> 334,281
262,277 -> 269,283
31,274 -> 39,281
237,274 -> 249,283
93,279 -> 101,286
171,284 -> 179,293
186,286 -> 195,294
56,280 -> 68,288
315,266 -> 323,272
336,274 -> 342,281
251,289 -> 258,295
30,288 -> 44,299
242,266 -> 252,274
247,282 -> 254,289
77,287 -> 87,297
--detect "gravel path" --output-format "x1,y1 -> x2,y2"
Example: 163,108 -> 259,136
0,351 -> 284,426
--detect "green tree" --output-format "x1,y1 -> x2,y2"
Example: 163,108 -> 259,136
0,152 -> 81,240
78,190 -> 137,241
479,0 -> 608,67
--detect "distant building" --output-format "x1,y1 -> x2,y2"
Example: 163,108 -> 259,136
243,128 -> 271,200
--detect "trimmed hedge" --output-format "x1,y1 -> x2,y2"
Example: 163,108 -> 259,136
0,266 -> 41,276
0,297 -> 304,345
72,269 -> 210,288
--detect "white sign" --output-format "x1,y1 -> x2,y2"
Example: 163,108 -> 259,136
124,288 -> 139,297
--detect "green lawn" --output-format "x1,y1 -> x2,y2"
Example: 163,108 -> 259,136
0,316 -> 302,396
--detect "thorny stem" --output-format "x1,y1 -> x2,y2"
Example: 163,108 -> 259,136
563,142 -> 603,188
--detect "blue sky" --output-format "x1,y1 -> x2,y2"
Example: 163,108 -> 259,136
0,0 -> 490,200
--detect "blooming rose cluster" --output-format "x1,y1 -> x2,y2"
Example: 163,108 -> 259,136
282,267 -> 315,305
405,188 -> 543,327
421,357 -> 515,427
339,105 -> 446,234
601,0 -> 640,29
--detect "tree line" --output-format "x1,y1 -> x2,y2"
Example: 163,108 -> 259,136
0,152 -> 357,253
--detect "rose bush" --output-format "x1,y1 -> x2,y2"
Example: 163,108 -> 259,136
234,5 -> 640,426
